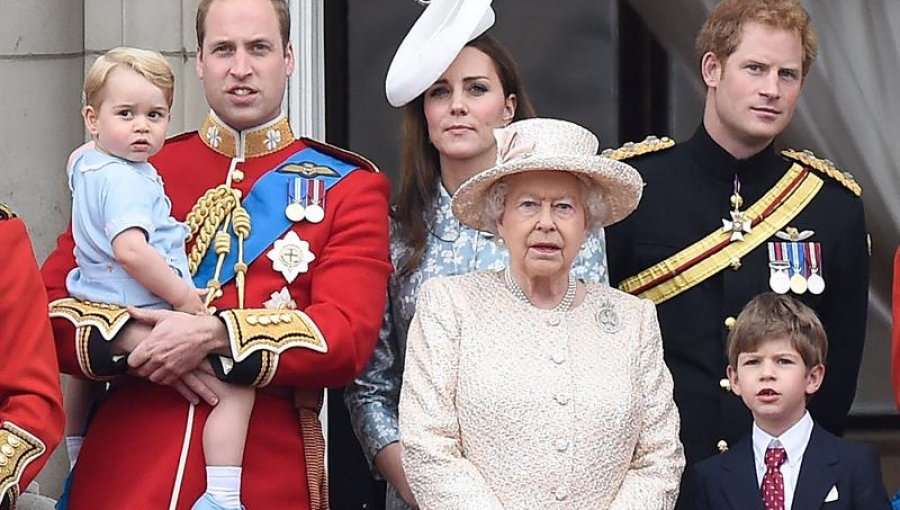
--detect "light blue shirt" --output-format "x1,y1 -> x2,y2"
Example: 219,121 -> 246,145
66,148 -> 192,308
344,184 -> 608,510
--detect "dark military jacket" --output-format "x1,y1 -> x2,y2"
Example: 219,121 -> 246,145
606,125 -> 869,466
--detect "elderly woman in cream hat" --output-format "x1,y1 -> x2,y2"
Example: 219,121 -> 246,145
399,118 -> 685,509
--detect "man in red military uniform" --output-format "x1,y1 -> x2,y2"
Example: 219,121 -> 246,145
0,205 -> 65,510
40,0 -> 390,508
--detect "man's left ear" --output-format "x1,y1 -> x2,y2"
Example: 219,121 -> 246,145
284,42 -> 296,76
805,364 -> 825,395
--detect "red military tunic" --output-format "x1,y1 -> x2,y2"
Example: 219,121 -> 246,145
0,207 -> 65,508
41,113 -> 391,509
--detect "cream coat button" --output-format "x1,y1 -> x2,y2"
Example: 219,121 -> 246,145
554,438 -> 569,452
548,316 -> 560,327
555,393 -> 570,405
555,486 -> 568,501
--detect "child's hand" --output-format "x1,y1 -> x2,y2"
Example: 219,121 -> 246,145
173,287 -> 208,316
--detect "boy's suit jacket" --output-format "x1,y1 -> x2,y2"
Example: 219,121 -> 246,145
682,424 -> 890,509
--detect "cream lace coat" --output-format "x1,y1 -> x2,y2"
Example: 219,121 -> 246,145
399,270 -> 684,509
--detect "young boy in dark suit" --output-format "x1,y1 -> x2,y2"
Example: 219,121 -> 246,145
683,293 -> 890,509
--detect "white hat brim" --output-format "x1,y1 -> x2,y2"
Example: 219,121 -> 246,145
451,155 -> 644,231
385,0 -> 495,107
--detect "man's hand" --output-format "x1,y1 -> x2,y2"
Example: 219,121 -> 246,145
126,307 -> 228,385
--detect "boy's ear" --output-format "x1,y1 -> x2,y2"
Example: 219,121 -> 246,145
82,106 -> 100,136
805,364 -> 825,395
726,365 -> 741,396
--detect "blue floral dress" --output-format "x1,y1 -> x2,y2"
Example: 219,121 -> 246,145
344,184 -> 608,510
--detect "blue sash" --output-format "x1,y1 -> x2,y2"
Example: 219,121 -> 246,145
193,147 -> 359,288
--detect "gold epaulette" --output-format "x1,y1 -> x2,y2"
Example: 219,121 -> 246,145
600,135 -> 675,161
781,149 -> 862,197
0,203 -> 15,220
48,298 -> 130,341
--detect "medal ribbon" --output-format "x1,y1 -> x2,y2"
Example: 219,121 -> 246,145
193,147 -> 359,288
620,164 -> 823,304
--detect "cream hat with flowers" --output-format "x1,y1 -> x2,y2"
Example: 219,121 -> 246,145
451,118 -> 644,231
385,0 -> 495,107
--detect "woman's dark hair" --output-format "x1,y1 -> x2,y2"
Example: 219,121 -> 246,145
393,34 -> 536,276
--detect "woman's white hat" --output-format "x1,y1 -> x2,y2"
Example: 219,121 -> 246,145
385,0 -> 495,107
451,118 -> 644,230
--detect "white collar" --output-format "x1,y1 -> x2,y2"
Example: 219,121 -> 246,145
752,411 -> 814,469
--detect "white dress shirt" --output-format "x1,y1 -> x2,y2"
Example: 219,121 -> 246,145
752,411 -> 814,510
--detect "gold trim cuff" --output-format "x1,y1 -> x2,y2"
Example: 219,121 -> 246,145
219,309 -> 327,364
49,298 -> 130,341
0,422 -> 46,508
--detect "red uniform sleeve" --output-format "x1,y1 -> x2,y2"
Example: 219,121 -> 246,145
0,218 -> 65,502
267,170 -> 391,388
39,224 -> 85,376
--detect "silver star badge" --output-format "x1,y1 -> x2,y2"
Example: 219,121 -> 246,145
722,211 -> 752,242
264,286 -> 298,310
267,231 -> 315,283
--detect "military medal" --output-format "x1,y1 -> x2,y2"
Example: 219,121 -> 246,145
721,176 -> 751,242
305,179 -> 326,224
788,242 -> 807,295
285,177 -> 305,222
767,243 -> 790,294
806,242 -> 825,295
267,230 -> 316,283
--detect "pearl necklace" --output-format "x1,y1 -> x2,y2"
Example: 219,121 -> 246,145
504,267 -> 576,313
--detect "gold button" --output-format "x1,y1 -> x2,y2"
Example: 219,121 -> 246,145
259,315 -> 271,325
724,317 -> 736,330
6,436 -> 19,447
717,440 -> 729,453
0,457 -> 7,467
246,315 -> 258,325
281,313 -> 293,323
232,169 -> 245,182
719,378 -> 731,391
1,444 -> 14,457
270,314 -> 281,324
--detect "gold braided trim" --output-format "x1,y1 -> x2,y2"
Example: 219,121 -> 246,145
620,164 -> 823,304
219,309 -> 327,364
600,135 -> 675,161
49,298 -> 130,341
0,422 -> 46,508
185,186 -> 241,276
782,148 -> 862,197
296,389 -> 328,510
253,351 -> 277,388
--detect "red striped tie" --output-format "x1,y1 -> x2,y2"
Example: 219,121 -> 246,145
761,446 -> 787,510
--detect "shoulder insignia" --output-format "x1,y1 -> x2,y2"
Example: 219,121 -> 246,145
301,137 -> 380,173
276,162 -> 340,178
0,203 -> 15,220
600,135 -> 675,161
781,148 -> 862,197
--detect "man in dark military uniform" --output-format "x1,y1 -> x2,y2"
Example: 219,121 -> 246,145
605,0 -> 868,478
